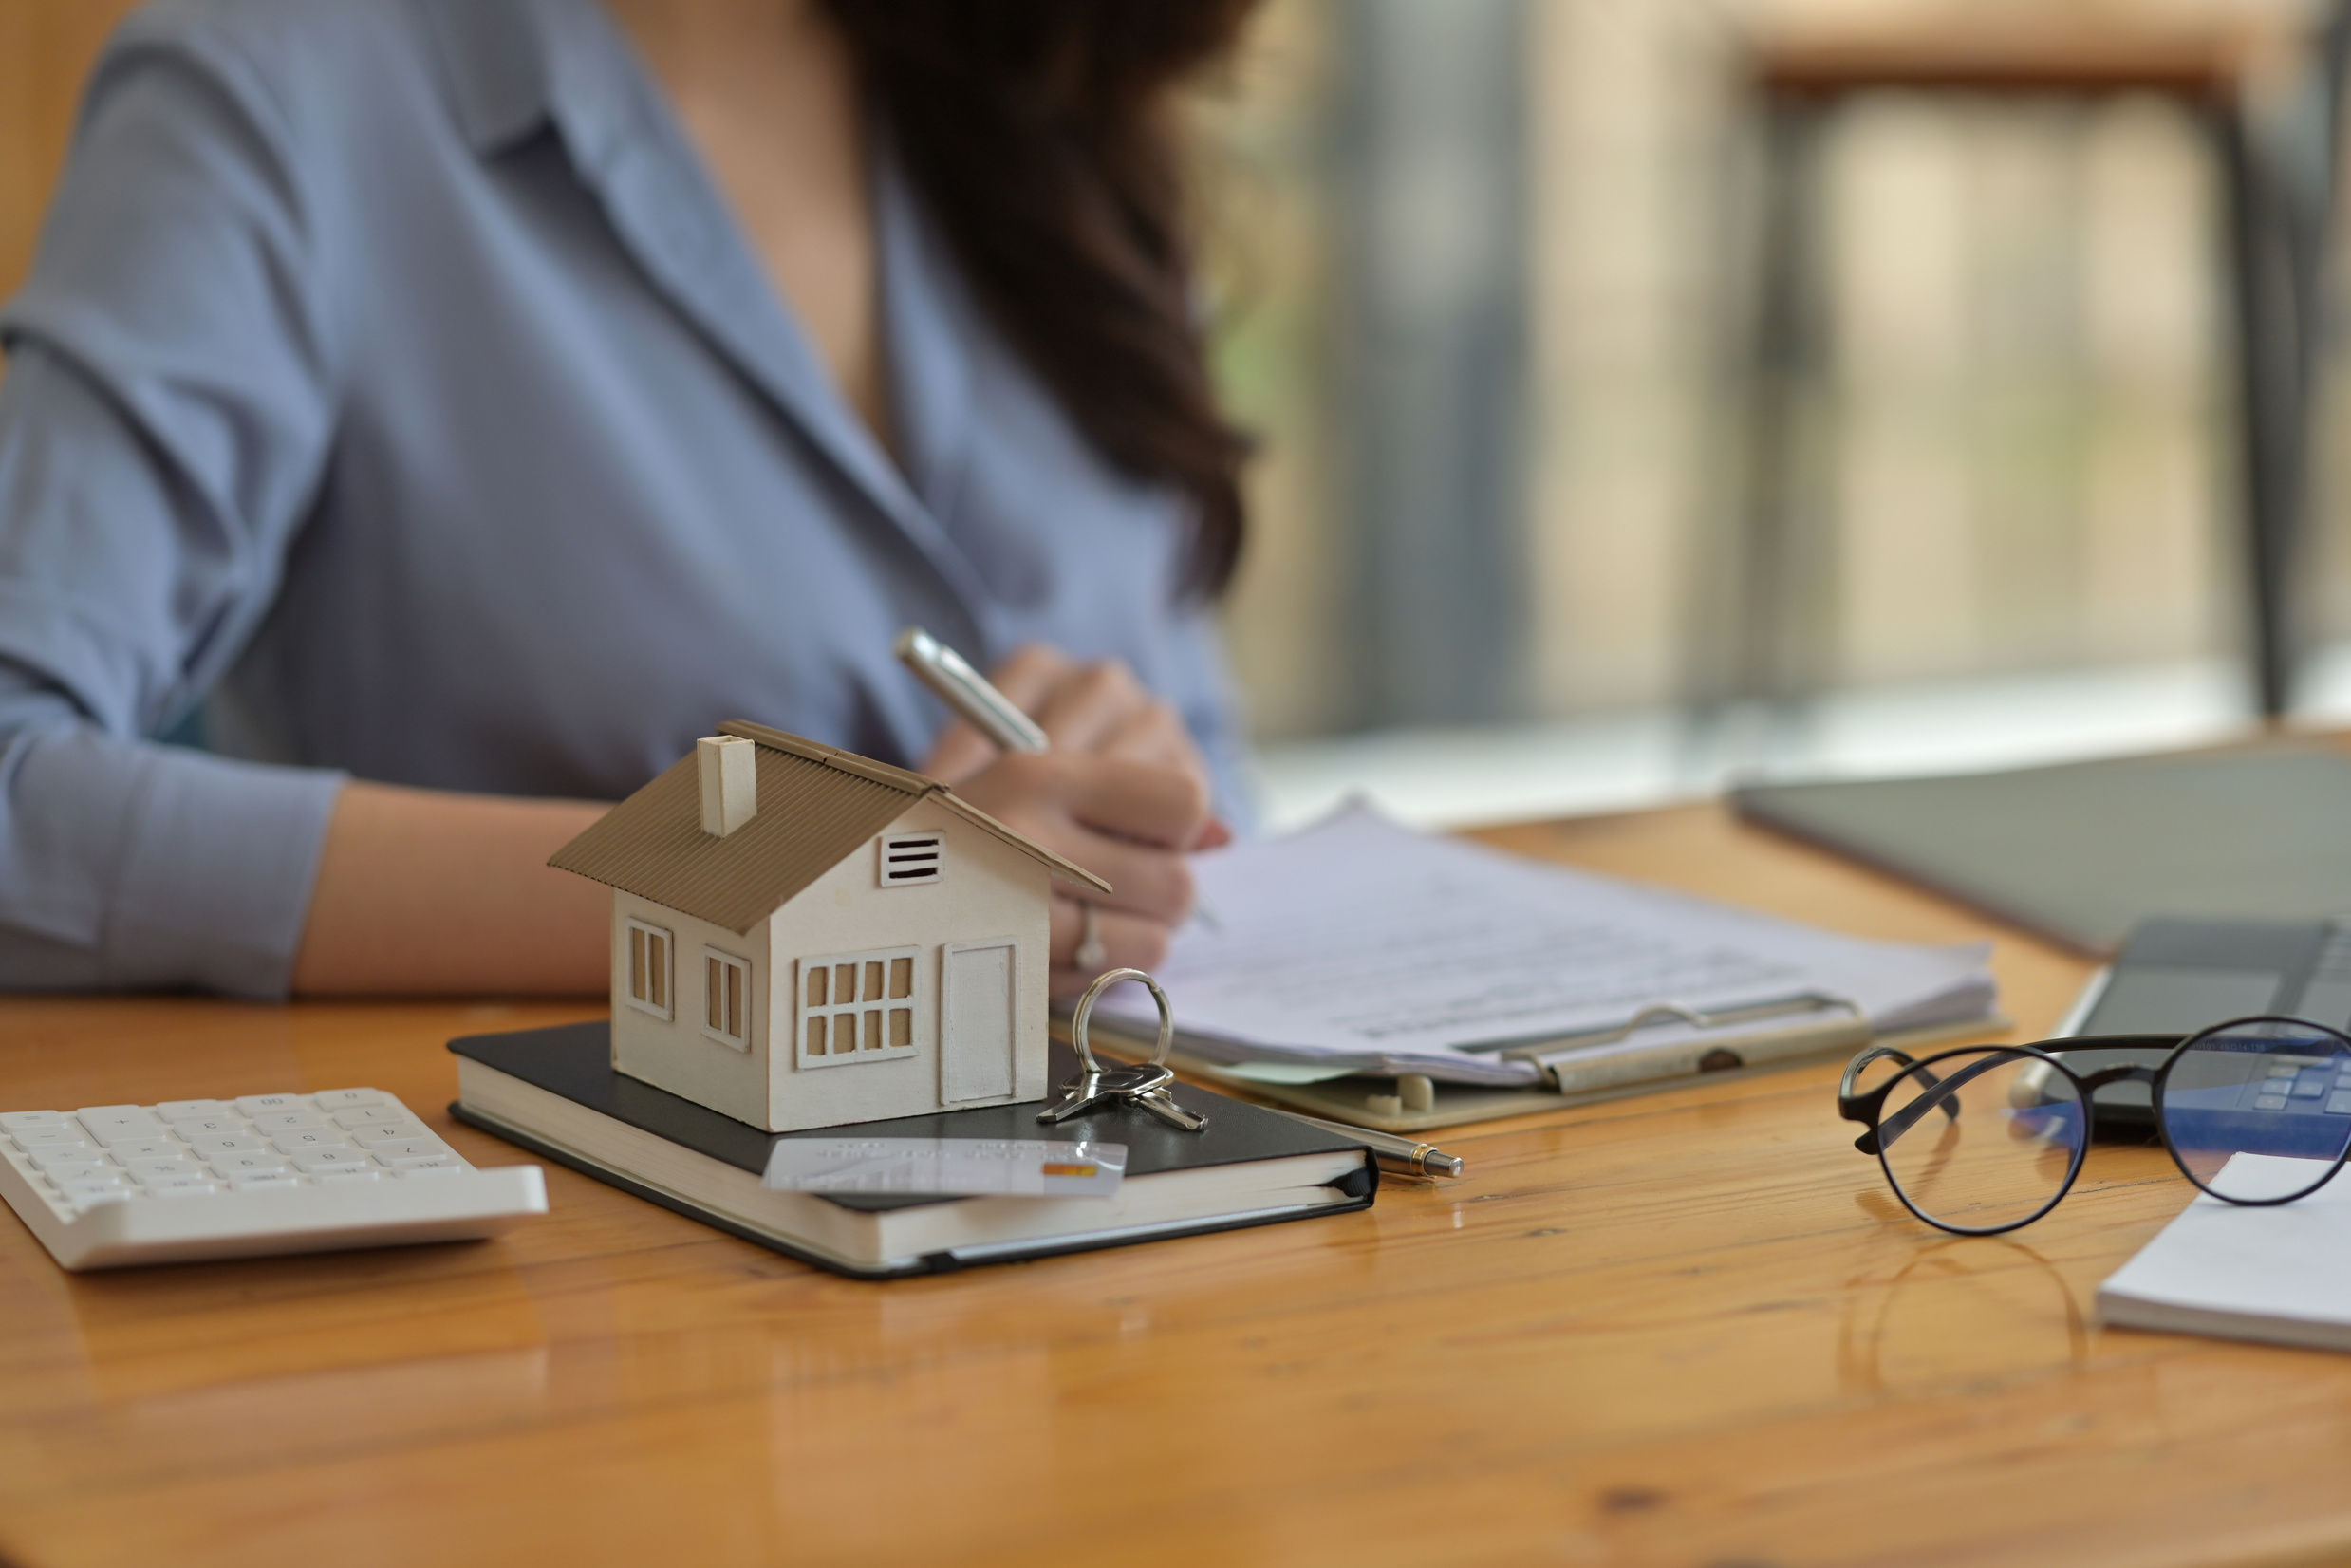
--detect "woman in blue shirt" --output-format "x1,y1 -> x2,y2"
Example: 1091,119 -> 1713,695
0,0 -> 1259,997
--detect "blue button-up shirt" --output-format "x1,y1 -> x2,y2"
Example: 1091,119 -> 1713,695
0,0 -> 1249,998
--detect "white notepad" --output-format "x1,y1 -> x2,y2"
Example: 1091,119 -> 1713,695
2099,1154 -> 2351,1352
1095,803 -> 1997,1088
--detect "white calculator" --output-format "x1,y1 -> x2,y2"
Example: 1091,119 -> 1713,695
0,1088 -> 546,1270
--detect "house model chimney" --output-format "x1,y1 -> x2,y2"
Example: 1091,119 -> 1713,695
698,736 -> 757,836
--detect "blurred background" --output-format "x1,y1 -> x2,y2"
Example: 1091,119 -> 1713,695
8,0 -> 2348,831
1191,0 -> 2351,828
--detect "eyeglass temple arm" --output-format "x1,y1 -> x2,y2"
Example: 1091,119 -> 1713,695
1839,1045 -> 1950,1155
1848,1035 -> 2182,1155
1855,1055 -> 1989,1155
1838,1045 -> 1919,1111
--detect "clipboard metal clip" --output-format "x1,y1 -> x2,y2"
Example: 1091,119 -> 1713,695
1498,991 -> 1869,1086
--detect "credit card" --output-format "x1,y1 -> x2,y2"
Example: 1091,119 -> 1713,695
761,1136 -> 1128,1197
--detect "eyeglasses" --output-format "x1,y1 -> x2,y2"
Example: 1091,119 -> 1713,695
1838,1016 -> 2351,1235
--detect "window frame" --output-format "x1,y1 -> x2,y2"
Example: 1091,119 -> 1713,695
796,945 -> 924,1071
623,917 -> 674,1022
700,945 -> 755,1052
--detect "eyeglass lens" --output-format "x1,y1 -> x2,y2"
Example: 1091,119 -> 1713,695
1877,1049 -> 2087,1233
2159,1019 -> 2351,1204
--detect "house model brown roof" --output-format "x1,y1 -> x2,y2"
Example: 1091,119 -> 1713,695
548,719 -> 1111,935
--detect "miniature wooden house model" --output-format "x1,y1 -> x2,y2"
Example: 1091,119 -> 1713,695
549,721 -> 1110,1132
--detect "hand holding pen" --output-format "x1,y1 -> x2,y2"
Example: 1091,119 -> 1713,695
905,629 -> 1465,1180
901,630 -> 1229,997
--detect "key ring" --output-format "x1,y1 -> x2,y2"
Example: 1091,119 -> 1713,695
1044,968 -> 1204,1131
1069,967 -> 1173,1076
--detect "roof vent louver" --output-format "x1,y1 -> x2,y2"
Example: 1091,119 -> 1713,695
879,831 -> 943,887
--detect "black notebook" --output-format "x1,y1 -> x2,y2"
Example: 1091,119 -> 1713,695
1733,742 -> 2351,955
448,1022 -> 1377,1279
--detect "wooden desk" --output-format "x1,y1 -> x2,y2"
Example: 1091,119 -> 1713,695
3,801 -> 2345,1568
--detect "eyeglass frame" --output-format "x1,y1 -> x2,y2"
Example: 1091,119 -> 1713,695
1836,1015 -> 2351,1236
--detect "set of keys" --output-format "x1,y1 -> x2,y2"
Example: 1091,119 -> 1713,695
1039,969 -> 1207,1133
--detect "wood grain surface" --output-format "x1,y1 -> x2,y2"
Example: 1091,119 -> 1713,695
4,800 -> 2347,1568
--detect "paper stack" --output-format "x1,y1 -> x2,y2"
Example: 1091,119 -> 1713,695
1094,805 -> 1998,1097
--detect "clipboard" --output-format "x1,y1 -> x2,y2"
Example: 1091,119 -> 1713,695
1060,1003 -> 2006,1134
1056,804 -> 2002,1133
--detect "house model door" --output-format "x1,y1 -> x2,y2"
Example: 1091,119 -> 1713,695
941,940 -> 1017,1103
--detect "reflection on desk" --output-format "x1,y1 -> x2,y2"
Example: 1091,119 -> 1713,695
1838,1233 -> 2092,1393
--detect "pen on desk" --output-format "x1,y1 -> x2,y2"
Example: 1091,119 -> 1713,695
1263,1109 -> 1465,1179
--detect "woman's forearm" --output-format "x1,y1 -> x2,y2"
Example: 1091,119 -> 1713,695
290,780 -> 612,996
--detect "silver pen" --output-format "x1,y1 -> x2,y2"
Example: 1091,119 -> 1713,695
896,627 -> 1048,754
1263,1109 -> 1465,1179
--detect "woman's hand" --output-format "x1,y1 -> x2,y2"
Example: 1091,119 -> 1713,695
920,644 -> 1230,996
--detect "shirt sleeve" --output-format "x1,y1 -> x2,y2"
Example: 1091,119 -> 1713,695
0,15 -> 346,997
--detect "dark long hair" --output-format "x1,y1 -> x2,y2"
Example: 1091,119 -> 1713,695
821,0 -> 1259,599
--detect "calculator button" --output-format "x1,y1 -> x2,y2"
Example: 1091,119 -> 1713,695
229,1174 -> 302,1192
154,1099 -> 233,1121
317,1168 -> 383,1185
2328,1092 -> 2351,1115
168,1115 -> 245,1139
289,1148 -> 374,1172
386,1153 -> 462,1171
9,1127 -> 89,1149
395,1163 -> 464,1178
331,1106 -> 413,1128
76,1108 -> 166,1145
312,1089 -> 388,1110
269,1129 -> 350,1154
361,1139 -> 453,1163
235,1094 -> 308,1116
0,1111 -> 65,1129
48,1167 -> 128,1188
2256,1095 -> 2291,1111
206,1152 -> 290,1176
104,1138 -> 186,1162
2292,1078 -> 2327,1098
53,1177 -> 132,1201
251,1111 -> 325,1132
29,1146 -> 119,1171
146,1177 -> 222,1198
187,1133 -> 272,1158
125,1158 -> 204,1182
348,1124 -> 434,1148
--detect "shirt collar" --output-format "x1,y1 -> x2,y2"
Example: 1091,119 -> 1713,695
416,0 -> 554,157
415,0 -> 998,636
420,0 -> 663,180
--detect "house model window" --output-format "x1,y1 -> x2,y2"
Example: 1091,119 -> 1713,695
625,919 -> 673,1021
799,946 -> 922,1069
878,832 -> 944,887
702,947 -> 754,1051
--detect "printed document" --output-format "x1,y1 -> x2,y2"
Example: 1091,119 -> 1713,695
1095,805 -> 1995,1086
